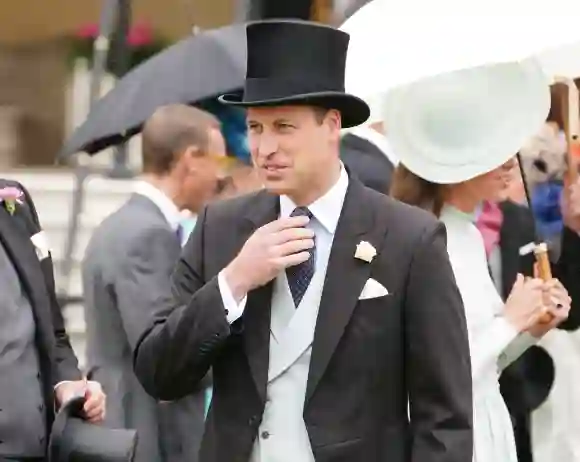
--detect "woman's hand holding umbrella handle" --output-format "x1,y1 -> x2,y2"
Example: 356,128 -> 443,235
503,274 -> 547,333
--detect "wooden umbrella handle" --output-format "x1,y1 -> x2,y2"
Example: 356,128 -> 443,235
534,243 -> 552,280
534,243 -> 554,323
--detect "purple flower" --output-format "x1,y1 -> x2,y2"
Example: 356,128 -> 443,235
0,187 -> 23,215
0,187 -> 23,202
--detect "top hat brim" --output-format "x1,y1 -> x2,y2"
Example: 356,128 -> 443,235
522,345 -> 555,411
49,396 -> 138,462
500,345 -> 555,414
218,91 -> 370,129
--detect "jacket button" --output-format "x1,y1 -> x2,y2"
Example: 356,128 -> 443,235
261,431 -> 270,440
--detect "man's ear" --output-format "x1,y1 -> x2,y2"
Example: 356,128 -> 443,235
325,109 -> 342,142
175,145 -> 201,174
182,145 -> 201,160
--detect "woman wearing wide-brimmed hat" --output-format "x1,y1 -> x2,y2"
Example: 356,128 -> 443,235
387,59 -> 572,462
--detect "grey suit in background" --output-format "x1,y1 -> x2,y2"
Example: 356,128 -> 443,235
82,193 -> 206,462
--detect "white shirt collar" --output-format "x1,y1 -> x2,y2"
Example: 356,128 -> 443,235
279,165 -> 349,234
134,181 -> 182,231
349,126 -> 399,166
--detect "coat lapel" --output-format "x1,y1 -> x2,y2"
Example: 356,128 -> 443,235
305,180 -> 389,404
240,191 -> 279,401
269,273 -> 295,343
268,268 -> 325,383
0,207 -> 49,322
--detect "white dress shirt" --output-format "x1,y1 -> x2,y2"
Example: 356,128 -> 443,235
218,166 -> 349,323
133,180 -> 182,231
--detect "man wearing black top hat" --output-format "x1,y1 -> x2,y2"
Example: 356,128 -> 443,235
134,20 -> 473,462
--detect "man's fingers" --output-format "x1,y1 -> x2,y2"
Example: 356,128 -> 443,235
83,396 -> 101,413
263,216 -> 310,233
87,414 -> 105,424
273,252 -> 311,269
271,227 -> 314,245
272,239 -> 314,257
84,405 -> 103,420
83,391 -> 104,411
85,408 -> 106,423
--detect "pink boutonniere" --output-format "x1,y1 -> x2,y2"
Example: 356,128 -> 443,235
0,187 -> 24,215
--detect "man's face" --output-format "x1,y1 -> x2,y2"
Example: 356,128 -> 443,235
179,127 -> 227,213
246,105 -> 340,197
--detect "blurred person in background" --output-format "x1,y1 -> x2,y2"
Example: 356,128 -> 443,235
0,179 -> 105,461
485,140 -> 580,461
178,102 -> 262,417
201,100 -> 262,200
179,100 -> 261,242
178,102 -> 262,241
476,128 -> 580,462
81,104 -> 226,462
340,93 -> 397,192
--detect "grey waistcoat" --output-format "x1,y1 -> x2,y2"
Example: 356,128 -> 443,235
0,241 -> 46,457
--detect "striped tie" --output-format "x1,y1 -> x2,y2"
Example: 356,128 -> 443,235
285,207 -> 316,307
175,223 -> 184,246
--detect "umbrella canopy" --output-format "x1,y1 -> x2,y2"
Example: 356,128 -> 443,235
342,0 -> 580,98
538,42 -> 580,82
61,23 -> 247,157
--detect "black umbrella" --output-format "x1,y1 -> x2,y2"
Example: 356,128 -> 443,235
60,23 -> 247,157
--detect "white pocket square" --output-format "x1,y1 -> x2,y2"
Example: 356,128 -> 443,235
30,231 -> 50,260
358,278 -> 389,300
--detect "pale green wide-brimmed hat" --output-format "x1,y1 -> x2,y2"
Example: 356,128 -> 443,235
383,58 -> 551,184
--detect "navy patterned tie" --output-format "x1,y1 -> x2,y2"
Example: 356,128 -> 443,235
286,207 -> 316,307
175,223 -> 184,245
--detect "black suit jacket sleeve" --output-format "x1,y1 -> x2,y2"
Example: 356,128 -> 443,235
134,206 -> 230,401
554,227 -> 580,330
405,223 -> 473,462
10,181 -> 82,384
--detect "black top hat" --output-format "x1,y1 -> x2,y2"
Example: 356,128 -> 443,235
499,345 -> 555,414
218,20 -> 370,128
49,396 -> 138,462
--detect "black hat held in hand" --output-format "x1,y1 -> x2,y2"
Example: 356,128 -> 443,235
49,395 -> 138,462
